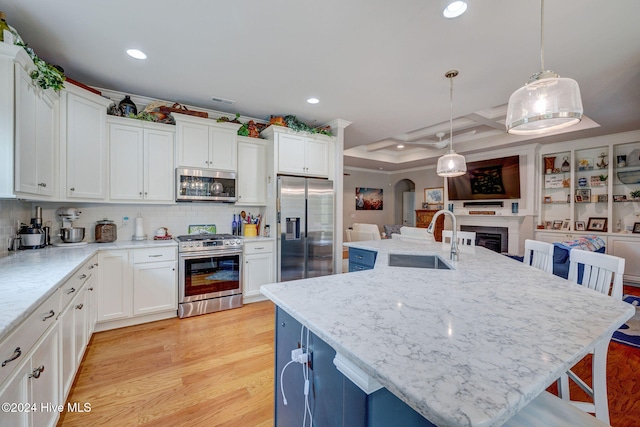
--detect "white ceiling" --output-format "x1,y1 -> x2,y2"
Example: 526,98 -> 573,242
2,0 -> 639,171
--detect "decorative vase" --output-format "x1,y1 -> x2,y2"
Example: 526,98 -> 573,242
118,95 -> 137,116
544,157 -> 556,174
578,177 -> 587,187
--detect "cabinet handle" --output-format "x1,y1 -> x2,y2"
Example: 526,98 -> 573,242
255,247 -> 264,250
356,255 -> 363,259
94,263 -> 99,267
88,287 -> 94,291
76,303 -> 84,310
2,347 -> 22,367
79,274 -> 87,279
66,287 -> 76,294
42,310 -> 55,321
38,182 -> 47,187
70,187 -> 75,191
29,365 -> 45,379
148,254 -> 162,258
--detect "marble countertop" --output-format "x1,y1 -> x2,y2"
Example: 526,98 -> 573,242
261,239 -> 635,427
0,240 -> 177,342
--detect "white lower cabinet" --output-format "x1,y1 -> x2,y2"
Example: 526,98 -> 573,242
97,247 -> 177,330
0,313 -> 60,427
133,260 -> 177,316
243,240 -> 275,303
609,236 -> 640,284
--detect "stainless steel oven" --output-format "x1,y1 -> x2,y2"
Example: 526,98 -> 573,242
176,234 -> 243,318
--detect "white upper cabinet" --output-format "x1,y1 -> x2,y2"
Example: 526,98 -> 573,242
5,46 -> 57,198
262,126 -> 333,178
175,113 -> 240,172
108,117 -> 175,203
60,84 -> 112,200
237,137 -> 267,205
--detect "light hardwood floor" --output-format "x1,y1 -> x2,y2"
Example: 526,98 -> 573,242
58,295 -> 640,426
57,301 -> 275,427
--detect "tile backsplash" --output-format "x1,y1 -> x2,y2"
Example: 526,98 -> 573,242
0,199 -> 264,257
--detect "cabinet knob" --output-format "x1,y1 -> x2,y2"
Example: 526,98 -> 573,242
66,287 -> 76,294
38,182 -> 47,187
76,303 -> 84,310
88,287 -> 94,291
70,187 -> 75,191
139,192 -> 143,195
144,192 -> 147,196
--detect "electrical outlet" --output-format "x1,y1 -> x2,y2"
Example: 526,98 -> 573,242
122,216 -> 130,227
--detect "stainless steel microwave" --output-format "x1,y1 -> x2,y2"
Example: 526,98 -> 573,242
176,168 -> 237,202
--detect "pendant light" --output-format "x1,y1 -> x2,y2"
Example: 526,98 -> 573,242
437,70 -> 467,177
506,0 -> 583,135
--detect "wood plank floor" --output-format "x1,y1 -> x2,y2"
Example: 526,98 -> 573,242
57,301 -> 275,427
58,293 -> 640,426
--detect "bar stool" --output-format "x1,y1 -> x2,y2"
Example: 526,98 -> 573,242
523,239 -> 554,273
558,249 -> 626,424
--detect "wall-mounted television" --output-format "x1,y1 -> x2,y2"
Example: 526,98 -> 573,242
447,155 -> 521,201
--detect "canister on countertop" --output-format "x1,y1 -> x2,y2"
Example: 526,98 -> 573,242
95,219 -> 117,243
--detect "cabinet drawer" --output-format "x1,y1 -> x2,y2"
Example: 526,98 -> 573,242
244,241 -> 274,255
60,258 -> 95,310
133,247 -> 177,263
0,288 -> 60,385
348,248 -> 377,268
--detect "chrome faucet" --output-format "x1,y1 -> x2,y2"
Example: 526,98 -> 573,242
427,210 -> 459,261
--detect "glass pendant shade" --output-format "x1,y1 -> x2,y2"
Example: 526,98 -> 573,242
506,74 -> 583,135
437,151 -> 466,177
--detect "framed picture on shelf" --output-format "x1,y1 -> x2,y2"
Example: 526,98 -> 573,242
552,220 -> 563,230
597,194 -> 608,203
575,189 -> 591,202
575,195 -> 583,203
613,195 -> 627,202
633,223 -> 640,234
561,219 -> 570,230
545,221 -> 552,229
586,217 -> 608,232
544,196 -> 552,203
424,187 -> 444,204
575,221 -> 586,231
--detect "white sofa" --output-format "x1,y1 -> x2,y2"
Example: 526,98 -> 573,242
345,223 -> 382,242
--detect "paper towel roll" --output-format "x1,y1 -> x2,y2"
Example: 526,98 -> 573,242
134,216 -> 145,239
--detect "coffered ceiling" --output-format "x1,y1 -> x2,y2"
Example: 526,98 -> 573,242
1,0 -> 639,171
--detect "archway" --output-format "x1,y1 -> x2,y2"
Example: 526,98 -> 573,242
394,179 -> 416,226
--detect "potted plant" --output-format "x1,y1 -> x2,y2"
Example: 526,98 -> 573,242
630,190 -> 640,200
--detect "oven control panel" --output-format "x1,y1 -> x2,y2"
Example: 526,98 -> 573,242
178,239 -> 243,252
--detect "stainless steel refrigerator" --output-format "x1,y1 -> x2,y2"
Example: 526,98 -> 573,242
277,176 -> 334,282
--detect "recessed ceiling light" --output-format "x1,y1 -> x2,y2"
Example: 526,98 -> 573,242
307,98 -> 319,104
443,1 -> 468,18
397,144 -> 405,149
126,49 -> 147,59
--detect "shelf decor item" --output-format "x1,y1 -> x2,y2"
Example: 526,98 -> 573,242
617,155 -> 627,167
630,190 -> 640,200
597,194 -> 608,203
575,188 -> 591,202
613,195 -> 627,202
578,158 -> 592,171
586,217 -> 608,232
561,156 -> 570,172
575,221 -> 585,231
544,156 -> 556,174
633,223 -> 640,234
618,170 -> 640,185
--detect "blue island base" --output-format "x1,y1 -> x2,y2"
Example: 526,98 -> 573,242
275,307 -> 435,427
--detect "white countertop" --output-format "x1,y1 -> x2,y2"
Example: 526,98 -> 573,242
261,239 -> 635,427
0,240 -> 177,342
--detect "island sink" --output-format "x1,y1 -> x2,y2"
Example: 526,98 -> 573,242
388,253 -> 453,270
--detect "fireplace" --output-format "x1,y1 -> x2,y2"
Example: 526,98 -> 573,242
461,225 -> 509,253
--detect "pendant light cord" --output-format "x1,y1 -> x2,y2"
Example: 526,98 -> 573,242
539,0 -> 545,72
449,74 -> 454,153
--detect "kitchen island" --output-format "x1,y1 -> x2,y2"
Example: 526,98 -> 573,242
261,238 -> 634,426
